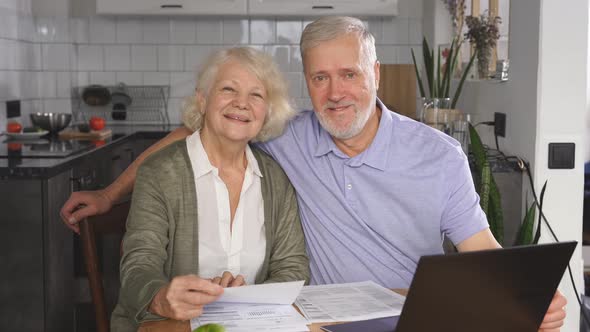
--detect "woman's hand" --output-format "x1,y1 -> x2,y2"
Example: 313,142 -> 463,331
149,275 -> 224,320
210,271 -> 246,287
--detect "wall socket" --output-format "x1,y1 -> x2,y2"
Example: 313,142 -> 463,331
494,112 -> 506,137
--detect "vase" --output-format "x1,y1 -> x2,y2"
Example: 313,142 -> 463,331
476,47 -> 493,79
420,97 -> 469,154
421,98 -> 453,134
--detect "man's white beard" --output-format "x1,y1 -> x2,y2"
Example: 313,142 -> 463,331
316,102 -> 374,140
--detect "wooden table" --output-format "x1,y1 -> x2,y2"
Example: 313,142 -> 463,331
139,289 -> 407,332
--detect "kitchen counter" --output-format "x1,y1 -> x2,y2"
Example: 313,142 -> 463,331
0,124 -> 179,179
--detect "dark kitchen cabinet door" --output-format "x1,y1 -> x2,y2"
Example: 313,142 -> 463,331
0,170 -> 75,332
108,142 -> 135,184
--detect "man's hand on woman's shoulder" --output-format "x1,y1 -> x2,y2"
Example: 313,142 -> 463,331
60,189 -> 114,234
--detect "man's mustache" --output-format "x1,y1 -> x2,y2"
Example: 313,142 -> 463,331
323,102 -> 355,111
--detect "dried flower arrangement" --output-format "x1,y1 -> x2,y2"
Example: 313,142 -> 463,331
465,12 -> 502,78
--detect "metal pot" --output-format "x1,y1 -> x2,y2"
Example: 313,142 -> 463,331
111,83 -> 132,120
82,85 -> 111,106
30,112 -> 72,133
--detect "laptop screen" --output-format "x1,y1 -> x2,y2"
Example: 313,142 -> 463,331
395,241 -> 576,332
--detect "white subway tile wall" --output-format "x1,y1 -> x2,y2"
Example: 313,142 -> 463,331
115,71 -> 142,86
89,16 -> 116,44
142,18 -> 170,44
250,19 -> 276,45
222,19 -> 249,45
0,0 -> 422,127
105,45 -> 131,71
157,45 -> 184,72
196,19 -> 223,44
116,18 -> 143,44
170,19 -> 196,44
276,20 -> 302,44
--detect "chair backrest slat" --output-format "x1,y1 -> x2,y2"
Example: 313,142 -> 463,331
79,199 -> 131,332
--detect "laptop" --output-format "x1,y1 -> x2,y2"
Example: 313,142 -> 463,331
321,241 -> 577,332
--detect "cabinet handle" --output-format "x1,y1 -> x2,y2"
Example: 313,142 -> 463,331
312,5 -> 334,9
125,148 -> 135,161
161,4 -> 183,8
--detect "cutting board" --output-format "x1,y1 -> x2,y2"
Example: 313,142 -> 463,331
59,128 -> 112,140
377,64 -> 417,119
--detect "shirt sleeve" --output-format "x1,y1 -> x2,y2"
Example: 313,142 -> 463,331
440,145 -> 490,245
118,161 -> 170,324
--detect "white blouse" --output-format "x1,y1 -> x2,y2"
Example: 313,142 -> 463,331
186,132 -> 266,285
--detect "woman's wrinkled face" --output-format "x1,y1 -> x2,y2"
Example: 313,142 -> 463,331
199,60 -> 268,143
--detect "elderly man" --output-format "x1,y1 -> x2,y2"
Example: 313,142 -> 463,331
62,16 -> 566,330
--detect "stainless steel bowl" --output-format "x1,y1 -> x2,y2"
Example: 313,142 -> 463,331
30,112 -> 72,133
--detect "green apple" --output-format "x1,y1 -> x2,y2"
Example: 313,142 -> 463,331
193,323 -> 226,332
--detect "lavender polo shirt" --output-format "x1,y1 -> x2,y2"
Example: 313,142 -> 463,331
258,100 -> 489,288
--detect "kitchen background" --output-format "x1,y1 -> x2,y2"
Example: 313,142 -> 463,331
0,0 -> 422,128
0,1 -> 587,331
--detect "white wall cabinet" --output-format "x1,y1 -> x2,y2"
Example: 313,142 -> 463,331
32,0 -> 70,16
96,0 -> 397,16
248,0 -> 398,17
96,0 -> 248,15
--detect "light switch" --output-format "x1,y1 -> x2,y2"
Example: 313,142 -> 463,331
548,143 -> 575,169
6,100 -> 20,118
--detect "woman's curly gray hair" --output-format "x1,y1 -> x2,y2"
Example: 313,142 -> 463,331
182,47 -> 295,142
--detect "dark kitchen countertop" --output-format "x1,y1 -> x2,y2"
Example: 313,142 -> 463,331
0,124 -> 180,179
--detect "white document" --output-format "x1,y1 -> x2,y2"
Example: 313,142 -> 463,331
190,303 -> 309,332
217,280 -> 305,305
294,281 -> 406,323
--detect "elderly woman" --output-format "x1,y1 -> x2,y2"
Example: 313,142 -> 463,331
111,47 -> 309,331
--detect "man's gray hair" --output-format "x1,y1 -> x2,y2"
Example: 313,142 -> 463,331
182,47 -> 295,142
300,16 -> 377,69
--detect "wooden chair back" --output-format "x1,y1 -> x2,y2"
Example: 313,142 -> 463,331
79,199 -> 131,332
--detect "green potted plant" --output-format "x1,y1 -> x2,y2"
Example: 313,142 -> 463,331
469,124 -> 542,246
468,123 -> 504,244
411,37 -> 476,108
411,37 -> 477,153
412,36 -> 537,247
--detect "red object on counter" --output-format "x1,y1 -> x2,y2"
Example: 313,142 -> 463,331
7,142 -> 22,151
6,122 -> 22,133
89,117 -> 106,131
92,139 -> 106,147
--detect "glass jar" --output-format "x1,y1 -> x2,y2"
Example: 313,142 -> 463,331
420,97 -> 469,154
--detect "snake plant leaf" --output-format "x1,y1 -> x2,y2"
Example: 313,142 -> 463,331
442,38 -> 455,98
488,178 -> 504,245
436,46 -> 441,98
516,202 -> 536,246
451,37 -> 462,76
469,123 -> 486,170
480,162 -> 491,214
469,123 -> 504,245
411,49 -> 426,98
422,37 -> 434,98
430,49 -> 435,96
